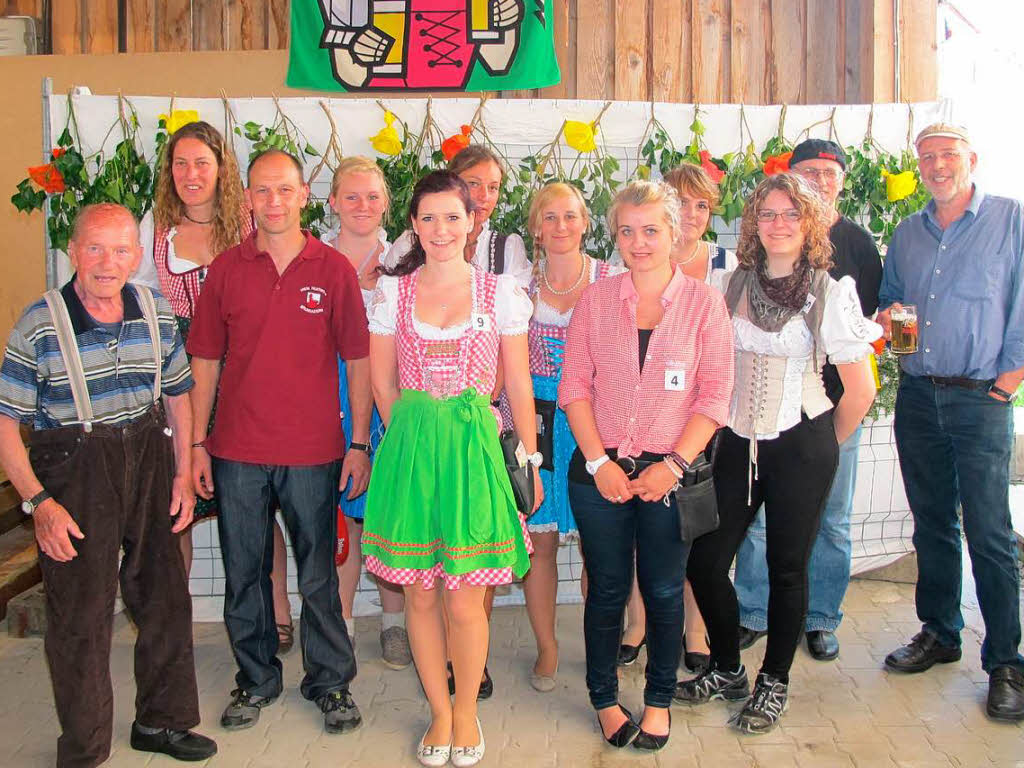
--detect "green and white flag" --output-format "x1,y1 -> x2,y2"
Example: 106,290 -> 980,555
287,0 -> 561,92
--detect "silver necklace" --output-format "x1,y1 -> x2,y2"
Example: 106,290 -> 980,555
676,239 -> 702,267
541,254 -> 588,296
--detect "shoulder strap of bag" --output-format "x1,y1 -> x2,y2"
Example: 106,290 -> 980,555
42,289 -> 94,431
134,285 -> 163,403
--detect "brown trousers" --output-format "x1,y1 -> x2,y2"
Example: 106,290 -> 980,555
31,407 -> 200,768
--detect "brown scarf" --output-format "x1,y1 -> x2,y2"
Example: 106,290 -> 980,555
746,256 -> 813,333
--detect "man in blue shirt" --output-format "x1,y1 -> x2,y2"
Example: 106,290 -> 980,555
878,123 -> 1024,722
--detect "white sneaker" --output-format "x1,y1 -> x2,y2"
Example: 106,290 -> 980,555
416,727 -> 452,767
450,718 -> 485,767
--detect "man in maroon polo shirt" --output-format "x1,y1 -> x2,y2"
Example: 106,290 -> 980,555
187,150 -> 371,735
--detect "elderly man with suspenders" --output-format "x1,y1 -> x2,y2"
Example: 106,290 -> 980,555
0,203 -> 216,767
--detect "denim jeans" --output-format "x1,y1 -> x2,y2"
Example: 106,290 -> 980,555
569,481 -> 690,709
214,458 -> 357,700
735,425 -> 862,633
893,374 -> 1024,673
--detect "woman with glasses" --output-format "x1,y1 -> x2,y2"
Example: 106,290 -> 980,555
676,174 -> 879,733
132,120 -> 296,652
560,180 -> 734,751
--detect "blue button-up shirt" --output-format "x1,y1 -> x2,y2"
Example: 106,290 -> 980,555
878,187 -> 1024,379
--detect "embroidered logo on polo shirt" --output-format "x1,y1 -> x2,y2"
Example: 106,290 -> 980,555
300,286 -> 327,314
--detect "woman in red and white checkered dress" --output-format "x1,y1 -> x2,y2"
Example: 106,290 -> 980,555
361,171 -> 542,767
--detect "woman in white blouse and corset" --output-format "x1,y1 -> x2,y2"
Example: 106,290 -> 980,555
675,174 -> 879,734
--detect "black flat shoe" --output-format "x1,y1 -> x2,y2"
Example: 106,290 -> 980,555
986,665 -> 1024,722
633,709 -> 670,752
447,661 -> 493,700
806,630 -> 840,661
683,635 -> 711,673
884,631 -> 961,673
616,636 -> 647,666
738,626 -> 767,650
599,704 -> 640,748
130,722 -> 218,761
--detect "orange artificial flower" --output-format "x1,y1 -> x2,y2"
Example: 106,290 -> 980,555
50,147 -> 66,160
698,150 -> 725,184
28,163 -> 65,194
441,125 -> 473,161
763,151 -> 792,176
871,336 -> 887,355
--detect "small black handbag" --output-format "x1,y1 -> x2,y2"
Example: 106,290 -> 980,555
499,429 -> 536,517
534,397 -> 556,471
670,442 -> 720,542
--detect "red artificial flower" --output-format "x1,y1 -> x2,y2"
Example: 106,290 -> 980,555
441,125 -> 473,161
50,147 -> 66,160
698,150 -> 725,183
763,151 -> 793,176
871,336 -> 887,356
28,163 -> 65,194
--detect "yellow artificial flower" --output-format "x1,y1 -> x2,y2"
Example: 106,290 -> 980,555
881,169 -> 917,202
564,120 -> 597,153
159,109 -> 200,135
371,111 -> 403,156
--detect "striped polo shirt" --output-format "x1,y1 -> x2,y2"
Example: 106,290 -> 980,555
0,279 -> 193,430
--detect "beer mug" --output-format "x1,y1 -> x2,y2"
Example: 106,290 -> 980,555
890,304 -> 919,354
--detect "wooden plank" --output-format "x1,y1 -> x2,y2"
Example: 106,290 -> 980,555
845,0 -> 873,103
157,0 -> 192,52
194,0 -> 226,51
575,0 -> 615,99
899,0 -> 937,101
651,0 -> 691,102
730,0 -> 771,104
126,0 -> 156,52
691,0 -> 729,103
268,0 -> 289,49
613,0 -> 648,100
228,0 -> 268,50
0,522 -> 39,622
872,0 -> 895,102
806,0 -> 844,104
769,0 -> 805,104
537,0 -> 574,99
1,0 -> 43,15
50,0 -> 83,54
83,0 -> 119,54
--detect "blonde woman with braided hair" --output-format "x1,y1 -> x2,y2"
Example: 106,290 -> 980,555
516,182 -> 624,692
131,120 -> 296,653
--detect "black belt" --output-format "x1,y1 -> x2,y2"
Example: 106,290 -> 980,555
926,376 -> 994,392
568,447 -> 666,484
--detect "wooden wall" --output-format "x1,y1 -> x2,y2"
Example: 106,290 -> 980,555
9,0 -> 937,103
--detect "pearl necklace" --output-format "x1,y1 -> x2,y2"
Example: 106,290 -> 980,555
676,239 -> 702,266
541,254 -> 589,296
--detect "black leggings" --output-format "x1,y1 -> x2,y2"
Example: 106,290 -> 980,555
686,413 -> 839,679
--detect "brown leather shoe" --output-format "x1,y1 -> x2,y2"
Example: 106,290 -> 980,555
986,666 -> 1024,722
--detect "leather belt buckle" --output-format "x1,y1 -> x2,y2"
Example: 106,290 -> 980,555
615,456 -> 638,478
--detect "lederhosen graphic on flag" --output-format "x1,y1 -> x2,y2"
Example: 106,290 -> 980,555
287,0 -> 560,92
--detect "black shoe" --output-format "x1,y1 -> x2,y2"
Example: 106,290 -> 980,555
633,709 -> 670,752
477,666 -> 493,700
130,723 -> 218,761
738,626 -> 767,650
986,665 -> 1024,722
616,636 -> 647,666
683,636 -> 711,674
730,672 -> 789,734
673,664 -> 750,705
598,704 -> 640,748
318,690 -> 363,734
884,631 -> 962,673
806,630 -> 840,661
220,689 -> 278,731
446,662 -> 493,700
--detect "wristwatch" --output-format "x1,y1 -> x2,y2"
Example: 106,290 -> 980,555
21,489 -> 51,515
349,441 -> 371,452
526,451 -> 543,468
585,454 -> 610,475
989,385 -> 1015,402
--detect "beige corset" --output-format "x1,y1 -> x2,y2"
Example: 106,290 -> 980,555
729,349 -> 833,439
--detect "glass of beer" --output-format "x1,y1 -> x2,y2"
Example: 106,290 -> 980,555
890,305 -> 919,354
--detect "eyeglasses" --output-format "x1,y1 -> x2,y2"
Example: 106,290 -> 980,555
756,209 -> 802,223
795,167 -> 842,181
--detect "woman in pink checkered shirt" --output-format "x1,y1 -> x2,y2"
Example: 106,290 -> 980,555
558,180 -> 735,751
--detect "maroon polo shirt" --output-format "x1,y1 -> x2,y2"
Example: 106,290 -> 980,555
187,231 -> 369,465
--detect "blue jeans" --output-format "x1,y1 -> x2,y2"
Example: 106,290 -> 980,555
893,374 -> 1024,673
570,481 -> 690,709
735,425 -> 862,633
214,458 -> 357,700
